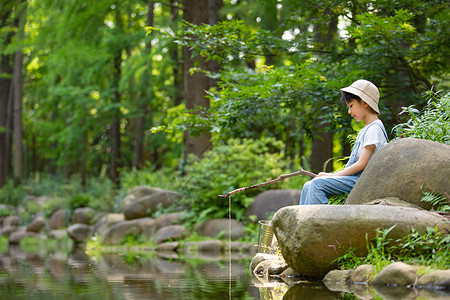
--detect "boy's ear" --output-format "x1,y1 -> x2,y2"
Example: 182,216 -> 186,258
362,101 -> 369,109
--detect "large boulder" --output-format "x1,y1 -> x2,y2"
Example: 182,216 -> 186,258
100,220 -> 142,245
8,230 -> 38,244
93,213 -> 125,237
67,224 -> 93,243
195,218 -> 246,240
49,209 -> 68,229
123,189 -> 183,220
153,225 -> 189,244
121,186 -> 164,208
26,216 -> 46,233
71,207 -> 96,225
245,189 -> 301,223
3,215 -> 21,227
347,138 -> 450,209
272,205 -> 450,277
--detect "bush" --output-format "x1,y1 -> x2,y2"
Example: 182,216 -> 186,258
394,90 -> 450,144
0,180 -> 26,206
182,138 -> 289,222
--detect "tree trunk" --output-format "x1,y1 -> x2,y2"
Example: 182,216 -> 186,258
309,7 -> 337,173
0,4 -> 14,188
171,0 -> 183,106
110,10 -> 123,184
12,0 -> 27,185
182,0 -> 214,159
133,1 -> 154,170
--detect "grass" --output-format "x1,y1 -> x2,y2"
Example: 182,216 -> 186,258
334,225 -> 450,274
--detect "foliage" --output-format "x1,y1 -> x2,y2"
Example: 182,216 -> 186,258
181,138 -> 289,223
329,193 -> 348,205
394,91 -> 450,144
120,166 -> 182,192
0,180 -> 27,206
0,236 -> 7,254
19,236 -> 72,254
335,225 -> 450,272
420,186 -> 450,212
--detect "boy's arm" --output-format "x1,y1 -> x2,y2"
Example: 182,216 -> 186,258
317,144 -> 376,177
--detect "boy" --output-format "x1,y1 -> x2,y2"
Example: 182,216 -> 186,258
299,79 -> 388,205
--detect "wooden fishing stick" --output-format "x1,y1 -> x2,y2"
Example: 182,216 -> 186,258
218,169 -> 317,198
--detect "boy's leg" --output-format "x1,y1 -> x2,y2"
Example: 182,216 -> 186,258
299,181 -> 312,205
300,175 -> 359,205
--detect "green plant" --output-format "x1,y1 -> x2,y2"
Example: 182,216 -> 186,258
0,236 -> 8,254
0,180 -> 26,206
69,194 -> 91,210
420,186 -> 450,212
394,90 -> 450,144
182,138 -> 289,223
335,225 -> 450,271
329,193 -> 348,205
0,206 -> 13,218
395,226 -> 449,265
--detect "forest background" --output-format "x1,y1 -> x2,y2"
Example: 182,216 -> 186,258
0,0 -> 448,223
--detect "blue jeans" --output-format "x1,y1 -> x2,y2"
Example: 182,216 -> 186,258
299,175 -> 360,205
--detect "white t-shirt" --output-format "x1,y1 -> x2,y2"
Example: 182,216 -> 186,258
354,120 -> 388,161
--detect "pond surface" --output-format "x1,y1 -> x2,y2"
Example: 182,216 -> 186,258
0,245 -> 342,300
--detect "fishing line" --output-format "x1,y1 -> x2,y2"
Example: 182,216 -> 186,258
228,195 -> 232,300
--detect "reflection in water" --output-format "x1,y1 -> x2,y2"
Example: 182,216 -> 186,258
0,245 -> 342,299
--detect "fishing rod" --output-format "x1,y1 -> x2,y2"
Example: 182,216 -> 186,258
218,169 -> 317,198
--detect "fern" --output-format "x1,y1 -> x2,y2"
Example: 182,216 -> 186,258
420,186 -> 450,212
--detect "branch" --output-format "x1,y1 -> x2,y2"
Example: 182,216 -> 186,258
218,169 -> 317,198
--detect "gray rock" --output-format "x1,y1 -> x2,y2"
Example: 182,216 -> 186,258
156,241 -> 179,252
8,230 -> 38,244
142,212 -> 183,238
250,253 -> 278,272
26,216 -> 46,233
48,229 -> 68,240
351,264 -> 375,284
224,241 -> 251,253
194,218 -> 245,240
49,209 -> 67,229
123,190 -> 182,220
67,224 -> 93,243
101,220 -> 142,245
253,258 -> 288,277
153,212 -> 183,228
93,213 -> 125,237
134,217 -> 157,238
0,226 -> 17,237
347,138 -> 450,209
3,216 -> 21,227
372,262 -> 419,286
246,189 -> 301,223
121,186 -> 165,209
417,270 -> 450,289
71,207 -> 96,225
323,270 -> 354,292
196,240 -> 223,252
272,205 -> 449,277
153,225 -> 189,244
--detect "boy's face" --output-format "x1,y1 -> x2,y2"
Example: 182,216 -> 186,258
346,99 -> 369,122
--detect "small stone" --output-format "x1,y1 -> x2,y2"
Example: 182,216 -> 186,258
372,262 -> 419,286
351,264 -> 375,283
417,270 -> 450,289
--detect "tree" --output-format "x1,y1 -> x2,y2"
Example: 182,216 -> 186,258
0,2 -> 15,188
12,0 -> 27,185
182,0 -> 222,160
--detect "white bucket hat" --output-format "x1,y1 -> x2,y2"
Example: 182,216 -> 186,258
340,79 -> 380,114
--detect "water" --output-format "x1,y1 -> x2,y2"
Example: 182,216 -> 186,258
0,245 -> 339,300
